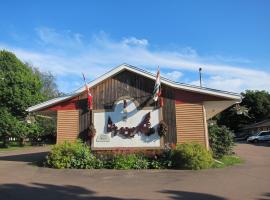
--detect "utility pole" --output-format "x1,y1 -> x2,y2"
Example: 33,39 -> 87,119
199,67 -> 202,87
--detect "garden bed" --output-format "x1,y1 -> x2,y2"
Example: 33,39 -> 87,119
44,140 -> 243,170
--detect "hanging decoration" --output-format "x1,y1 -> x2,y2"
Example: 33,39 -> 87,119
106,112 -> 156,138
157,120 -> 168,137
88,123 -> 96,138
123,99 -> 128,121
233,104 -> 250,117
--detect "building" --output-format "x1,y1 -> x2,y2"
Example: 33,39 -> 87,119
241,119 -> 270,134
27,64 -> 241,150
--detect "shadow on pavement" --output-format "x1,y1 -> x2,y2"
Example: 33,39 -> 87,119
235,140 -> 270,147
258,193 -> 270,200
0,152 -> 48,165
253,142 -> 270,147
160,190 -> 227,200
0,183 -> 230,200
0,183 -> 138,200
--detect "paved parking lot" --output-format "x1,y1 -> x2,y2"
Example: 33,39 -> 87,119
0,142 -> 269,200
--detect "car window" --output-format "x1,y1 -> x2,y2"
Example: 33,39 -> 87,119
260,132 -> 268,136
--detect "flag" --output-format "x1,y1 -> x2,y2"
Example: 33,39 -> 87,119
82,73 -> 93,110
153,67 -> 161,102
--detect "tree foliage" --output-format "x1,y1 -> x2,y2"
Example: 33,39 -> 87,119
241,90 -> 270,122
32,68 -> 62,100
0,50 -> 59,147
217,90 -> 270,132
0,50 -> 43,118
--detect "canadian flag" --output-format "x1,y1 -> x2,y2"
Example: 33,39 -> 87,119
82,73 -> 93,110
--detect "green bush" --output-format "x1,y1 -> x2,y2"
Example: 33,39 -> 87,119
112,154 -> 149,169
45,142 -> 216,170
45,140 -> 102,169
148,148 -> 173,169
208,124 -> 234,158
172,143 -> 213,170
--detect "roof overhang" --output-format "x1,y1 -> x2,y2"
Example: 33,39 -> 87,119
27,63 -> 242,112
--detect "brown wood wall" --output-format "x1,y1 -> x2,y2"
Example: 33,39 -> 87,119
79,70 -> 177,145
162,86 -> 176,144
89,70 -> 156,110
175,103 -> 206,146
57,110 -> 79,144
52,69 -> 226,147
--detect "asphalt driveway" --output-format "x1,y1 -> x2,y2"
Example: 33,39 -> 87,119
0,143 -> 269,200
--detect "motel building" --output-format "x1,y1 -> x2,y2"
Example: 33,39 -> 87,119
27,64 -> 241,151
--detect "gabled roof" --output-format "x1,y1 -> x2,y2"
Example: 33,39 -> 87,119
27,63 -> 242,112
242,119 -> 270,130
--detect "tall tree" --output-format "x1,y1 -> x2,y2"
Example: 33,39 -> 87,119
0,50 -> 43,118
31,67 -> 62,100
217,90 -> 270,132
0,50 -> 44,146
241,90 -> 270,122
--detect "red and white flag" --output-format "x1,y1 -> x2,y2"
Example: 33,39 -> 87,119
82,73 -> 93,110
153,67 -> 163,107
153,67 -> 161,101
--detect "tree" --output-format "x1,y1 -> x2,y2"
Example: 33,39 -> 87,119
241,90 -> 270,122
0,108 -> 19,147
0,50 -> 43,118
31,67 -> 62,100
0,50 -> 56,146
217,90 -> 270,132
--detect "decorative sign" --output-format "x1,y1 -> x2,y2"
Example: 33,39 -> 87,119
93,99 -> 161,148
96,134 -> 110,142
107,112 -> 155,138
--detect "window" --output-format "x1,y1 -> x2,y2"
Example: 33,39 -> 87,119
260,132 -> 269,136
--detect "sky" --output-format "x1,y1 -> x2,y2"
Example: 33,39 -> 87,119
0,0 -> 269,93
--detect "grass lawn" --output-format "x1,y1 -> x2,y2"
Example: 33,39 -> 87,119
0,141 -> 53,152
0,141 -> 32,152
0,145 -> 33,152
212,155 -> 244,168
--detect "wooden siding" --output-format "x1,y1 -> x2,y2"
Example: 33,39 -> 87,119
162,86 -> 176,144
175,103 -> 206,146
57,110 -> 79,144
88,70 -> 156,110
39,69 -> 233,147
79,70 -> 177,145
79,109 -> 91,141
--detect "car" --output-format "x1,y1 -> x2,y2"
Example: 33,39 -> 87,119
247,131 -> 270,143
234,132 -> 253,141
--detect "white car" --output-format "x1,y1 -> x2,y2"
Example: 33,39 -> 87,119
247,131 -> 270,143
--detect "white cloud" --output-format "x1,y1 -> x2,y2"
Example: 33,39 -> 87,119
0,28 -> 269,93
163,71 -> 183,82
122,37 -> 148,47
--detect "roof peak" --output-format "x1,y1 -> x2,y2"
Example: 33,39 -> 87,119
27,63 -> 241,112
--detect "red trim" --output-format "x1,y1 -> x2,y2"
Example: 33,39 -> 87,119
42,97 -> 80,111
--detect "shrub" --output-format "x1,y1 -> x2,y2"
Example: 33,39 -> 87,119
148,148 -> 174,169
45,140 -> 102,169
208,124 -> 234,158
112,154 -> 149,169
172,143 -> 213,170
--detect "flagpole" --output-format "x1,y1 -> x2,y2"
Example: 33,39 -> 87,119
82,72 -> 93,146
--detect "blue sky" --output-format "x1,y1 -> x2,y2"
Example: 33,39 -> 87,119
0,0 -> 269,93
